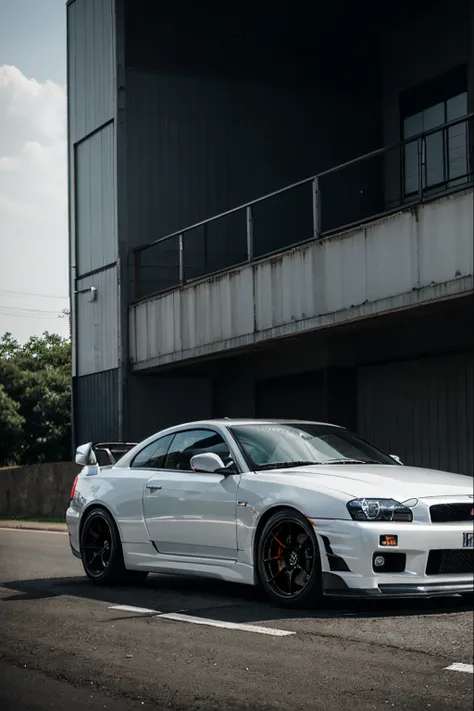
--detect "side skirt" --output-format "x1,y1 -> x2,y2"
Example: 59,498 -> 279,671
122,542 -> 256,585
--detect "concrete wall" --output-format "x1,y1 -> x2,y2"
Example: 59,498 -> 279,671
130,189 -> 474,370
0,462 -> 80,519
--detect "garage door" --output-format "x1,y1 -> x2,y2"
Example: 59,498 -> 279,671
357,352 -> 473,475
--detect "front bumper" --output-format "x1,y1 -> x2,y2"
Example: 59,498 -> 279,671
322,573 -> 473,598
312,517 -> 474,598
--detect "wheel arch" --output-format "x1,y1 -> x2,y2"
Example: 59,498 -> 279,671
253,504 -> 307,569
79,502 -> 119,547
252,504 -> 323,605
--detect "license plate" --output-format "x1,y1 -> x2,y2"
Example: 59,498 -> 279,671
463,532 -> 474,548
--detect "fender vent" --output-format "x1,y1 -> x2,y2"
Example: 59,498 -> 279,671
321,536 -> 351,572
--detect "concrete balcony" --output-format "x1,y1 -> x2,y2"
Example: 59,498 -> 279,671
129,187 -> 473,371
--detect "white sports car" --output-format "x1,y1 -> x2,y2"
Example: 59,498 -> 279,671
67,419 -> 474,607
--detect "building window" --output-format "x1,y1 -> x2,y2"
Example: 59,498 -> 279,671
401,65 -> 470,196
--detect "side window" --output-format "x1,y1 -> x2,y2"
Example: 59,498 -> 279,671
131,434 -> 174,469
165,429 -> 231,471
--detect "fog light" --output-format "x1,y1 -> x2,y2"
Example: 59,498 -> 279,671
380,535 -> 398,547
374,555 -> 385,568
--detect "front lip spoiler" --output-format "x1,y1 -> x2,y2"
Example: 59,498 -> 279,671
324,581 -> 474,598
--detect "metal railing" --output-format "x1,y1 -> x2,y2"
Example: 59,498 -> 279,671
132,113 -> 473,301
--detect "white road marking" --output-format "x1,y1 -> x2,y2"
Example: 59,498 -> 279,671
156,612 -> 296,637
109,605 -> 159,615
444,663 -> 474,674
108,604 -> 295,637
0,526 -> 68,536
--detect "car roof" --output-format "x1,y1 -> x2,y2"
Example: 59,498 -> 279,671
113,418 -> 343,468
167,418 -> 342,428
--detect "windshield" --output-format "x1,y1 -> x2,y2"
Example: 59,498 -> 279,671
228,423 -> 396,470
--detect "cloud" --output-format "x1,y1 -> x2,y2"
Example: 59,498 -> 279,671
0,65 -> 69,342
0,65 -> 65,141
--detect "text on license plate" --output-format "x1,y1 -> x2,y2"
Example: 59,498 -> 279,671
463,532 -> 474,548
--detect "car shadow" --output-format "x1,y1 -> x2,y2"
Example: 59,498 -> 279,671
1,572 -> 472,624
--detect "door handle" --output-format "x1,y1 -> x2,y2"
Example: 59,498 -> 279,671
146,483 -> 162,491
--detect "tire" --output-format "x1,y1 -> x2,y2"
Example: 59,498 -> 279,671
256,508 -> 323,608
80,508 -> 149,586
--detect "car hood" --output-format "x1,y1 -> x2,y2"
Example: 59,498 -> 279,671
262,464 -> 473,499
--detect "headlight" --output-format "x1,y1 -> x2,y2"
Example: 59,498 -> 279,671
346,498 -> 413,522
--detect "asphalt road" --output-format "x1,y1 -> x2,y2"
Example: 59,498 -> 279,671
0,527 -> 472,711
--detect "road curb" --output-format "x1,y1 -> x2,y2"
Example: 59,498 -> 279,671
0,521 -> 67,533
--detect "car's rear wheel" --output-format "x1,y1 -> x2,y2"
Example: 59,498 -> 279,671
80,508 -> 148,586
257,509 -> 323,608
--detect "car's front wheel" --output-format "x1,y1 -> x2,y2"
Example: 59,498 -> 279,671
257,508 -> 323,608
80,508 -> 148,586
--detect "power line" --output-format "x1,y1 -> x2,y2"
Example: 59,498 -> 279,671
0,289 -> 69,300
0,312 -> 62,320
0,306 -> 63,318
0,304 -> 62,314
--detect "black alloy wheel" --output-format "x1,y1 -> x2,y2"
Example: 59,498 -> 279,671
80,508 -> 148,586
257,509 -> 323,607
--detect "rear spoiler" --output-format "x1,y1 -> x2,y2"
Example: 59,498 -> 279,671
76,441 -> 138,467
92,442 -> 138,465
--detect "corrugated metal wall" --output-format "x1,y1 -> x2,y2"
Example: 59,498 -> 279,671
75,123 -> 117,274
123,3 -> 383,296
73,368 -> 119,445
124,71 -> 381,272
68,0 -> 119,445
127,375 -> 213,441
67,0 -> 116,144
76,267 -> 119,376
357,352 -> 474,475
256,372 -> 326,421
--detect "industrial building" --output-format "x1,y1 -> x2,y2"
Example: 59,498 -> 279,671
68,0 -> 473,474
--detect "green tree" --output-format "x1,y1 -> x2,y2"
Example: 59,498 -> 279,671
0,332 -> 71,465
0,383 -> 25,465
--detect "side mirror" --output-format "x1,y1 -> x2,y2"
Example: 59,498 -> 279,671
390,454 -> 403,465
190,452 -> 226,473
75,442 -> 97,467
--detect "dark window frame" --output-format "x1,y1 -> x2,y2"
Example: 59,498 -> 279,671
130,433 -> 175,469
161,427 -> 235,473
400,64 -> 471,199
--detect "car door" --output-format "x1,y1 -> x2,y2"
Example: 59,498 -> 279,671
142,428 -> 240,561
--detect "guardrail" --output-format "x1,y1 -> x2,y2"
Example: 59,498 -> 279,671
132,114 -> 473,301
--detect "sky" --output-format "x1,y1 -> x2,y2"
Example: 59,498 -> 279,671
0,0 -> 69,343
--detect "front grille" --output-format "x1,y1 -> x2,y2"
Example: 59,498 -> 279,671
430,503 -> 474,523
426,550 -> 474,575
